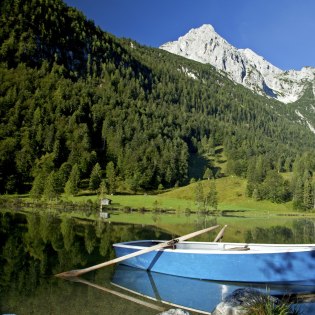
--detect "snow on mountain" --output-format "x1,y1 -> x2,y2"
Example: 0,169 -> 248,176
160,24 -> 315,104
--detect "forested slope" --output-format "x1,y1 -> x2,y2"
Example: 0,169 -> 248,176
0,0 -> 314,201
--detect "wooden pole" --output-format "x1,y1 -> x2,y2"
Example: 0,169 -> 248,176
214,225 -> 227,242
56,225 -> 219,278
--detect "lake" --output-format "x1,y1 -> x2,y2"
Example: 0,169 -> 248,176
1,209 -> 315,314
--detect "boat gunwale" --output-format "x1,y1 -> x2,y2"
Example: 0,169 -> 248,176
113,240 -> 315,255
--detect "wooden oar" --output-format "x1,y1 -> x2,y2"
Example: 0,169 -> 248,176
214,224 -> 227,242
56,225 -> 219,278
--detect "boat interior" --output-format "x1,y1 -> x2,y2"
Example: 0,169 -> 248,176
120,240 -> 315,253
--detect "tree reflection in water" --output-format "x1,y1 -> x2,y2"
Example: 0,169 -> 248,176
245,219 -> 315,244
0,210 -> 170,315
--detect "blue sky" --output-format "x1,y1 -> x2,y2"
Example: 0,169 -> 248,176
64,0 -> 315,71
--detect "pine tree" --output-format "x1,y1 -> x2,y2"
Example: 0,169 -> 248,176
56,162 -> 72,192
246,158 -> 257,197
65,164 -> 80,196
89,162 -> 102,192
30,172 -> 46,200
261,170 -> 286,203
284,157 -> 292,172
43,171 -> 59,201
276,156 -> 284,173
105,161 -> 116,194
194,181 -> 204,210
303,177 -> 313,210
206,179 -> 218,210
254,156 -> 266,184
203,168 -> 213,180
292,177 -> 304,210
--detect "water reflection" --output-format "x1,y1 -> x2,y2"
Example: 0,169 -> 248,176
112,264 -> 315,314
0,210 -> 169,314
1,210 -> 315,314
245,220 -> 315,244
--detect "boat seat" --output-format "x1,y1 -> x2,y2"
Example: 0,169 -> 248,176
224,246 -> 250,251
164,245 -> 177,250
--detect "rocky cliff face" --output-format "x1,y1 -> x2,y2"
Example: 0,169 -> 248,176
160,24 -> 315,104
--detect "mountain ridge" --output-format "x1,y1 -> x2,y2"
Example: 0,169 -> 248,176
160,24 -> 315,104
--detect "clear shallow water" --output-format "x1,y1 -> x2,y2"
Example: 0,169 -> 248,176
1,210 -> 315,314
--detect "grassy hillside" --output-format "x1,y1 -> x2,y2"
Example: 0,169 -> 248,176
160,176 -> 293,213
63,175 -> 295,214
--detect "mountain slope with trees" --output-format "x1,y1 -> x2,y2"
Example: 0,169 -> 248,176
0,0 -> 314,209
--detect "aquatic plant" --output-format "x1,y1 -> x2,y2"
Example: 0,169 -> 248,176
242,294 -> 301,315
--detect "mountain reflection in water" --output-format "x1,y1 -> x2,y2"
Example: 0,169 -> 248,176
1,210 -> 315,314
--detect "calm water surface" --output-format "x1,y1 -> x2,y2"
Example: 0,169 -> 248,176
1,209 -> 315,314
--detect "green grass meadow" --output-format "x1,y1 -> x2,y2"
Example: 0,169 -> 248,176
19,174 -> 311,215
5,174 -> 314,239
92,176 -> 296,214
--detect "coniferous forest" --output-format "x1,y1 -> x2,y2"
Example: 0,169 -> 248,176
0,0 -> 314,209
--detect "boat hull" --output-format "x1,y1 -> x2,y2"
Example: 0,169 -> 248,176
113,241 -> 315,284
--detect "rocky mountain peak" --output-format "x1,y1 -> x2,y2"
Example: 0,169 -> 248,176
160,24 -> 315,104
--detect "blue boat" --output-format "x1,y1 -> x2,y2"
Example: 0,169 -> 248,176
113,240 -> 315,284
111,264 -> 315,314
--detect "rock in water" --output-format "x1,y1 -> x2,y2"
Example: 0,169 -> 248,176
158,309 -> 190,315
212,288 -> 279,315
